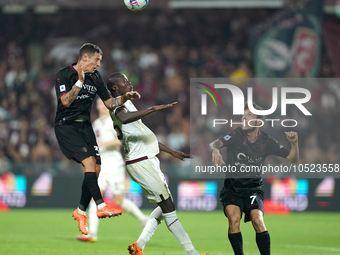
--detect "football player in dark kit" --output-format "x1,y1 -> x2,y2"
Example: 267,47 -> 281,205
209,102 -> 299,255
54,43 -> 140,235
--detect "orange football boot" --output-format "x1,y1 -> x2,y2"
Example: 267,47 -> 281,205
127,242 -> 145,255
97,205 -> 122,219
72,209 -> 88,235
76,235 -> 97,242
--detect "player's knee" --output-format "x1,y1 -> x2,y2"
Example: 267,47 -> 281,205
252,216 -> 265,229
158,197 -> 175,213
228,214 -> 241,228
82,156 -> 97,171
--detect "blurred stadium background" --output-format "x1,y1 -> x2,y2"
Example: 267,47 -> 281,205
0,0 -> 340,254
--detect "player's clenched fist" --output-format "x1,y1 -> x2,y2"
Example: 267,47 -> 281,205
285,131 -> 298,143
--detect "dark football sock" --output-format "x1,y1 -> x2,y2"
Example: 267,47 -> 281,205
84,172 -> 104,206
228,232 -> 244,255
78,178 -> 92,211
256,231 -> 271,255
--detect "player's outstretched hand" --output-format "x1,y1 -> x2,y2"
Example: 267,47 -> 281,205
172,151 -> 192,161
285,131 -> 298,143
124,91 -> 141,100
152,102 -> 177,111
212,149 -> 225,166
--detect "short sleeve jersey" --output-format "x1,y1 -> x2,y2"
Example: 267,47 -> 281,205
219,127 -> 290,191
92,115 -> 124,165
110,99 -> 159,161
54,63 -> 112,125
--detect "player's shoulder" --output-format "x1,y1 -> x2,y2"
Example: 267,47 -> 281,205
56,65 -> 74,78
93,69 -> 102,76
92,118 -> 101,127
221,127 -> 243,143
231,127 -> 244,138
260,131 -> 277,143
57,64 -> 73,74
123,99 -> 135,109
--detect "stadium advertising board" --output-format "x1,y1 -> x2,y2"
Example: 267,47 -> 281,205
0,171 -> 339,211
0,172 -> 26,208
177,181 -> 218,211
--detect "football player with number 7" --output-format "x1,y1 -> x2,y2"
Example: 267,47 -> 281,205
209,102 -> 299,255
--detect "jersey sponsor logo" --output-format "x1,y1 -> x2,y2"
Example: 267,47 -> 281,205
237,152 -> 263,163
60,85 -> 66,92
76,94 -> 90,100
223,135 -> 231,141
83,84 -> 97,94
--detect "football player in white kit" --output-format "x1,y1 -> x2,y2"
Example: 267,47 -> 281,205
106,72 -> 208,255
76,98 -> 149,242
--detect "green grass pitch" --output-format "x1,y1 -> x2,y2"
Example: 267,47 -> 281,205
1,209 -> 340,255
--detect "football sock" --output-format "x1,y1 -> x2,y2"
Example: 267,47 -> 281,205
97,202 -> 106,210
137,206 -> 163,250
77,208 -> 86,215
84,172 -> 105,206
256,231 -> 271,255
121,198 -> 147,224
78,177 -> 92,211
88,200 -> 99,238
228,232 -> 244,255
163,211 -> 199,255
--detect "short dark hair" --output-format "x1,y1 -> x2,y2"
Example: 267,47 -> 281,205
78,43 -> 103,60
244,102 -> 264,119
106,72 -> 124,95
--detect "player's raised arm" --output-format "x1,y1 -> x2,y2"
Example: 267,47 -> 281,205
158,142 -> 191,161
285,131 -> 299,163
115,102 -> 177,124
104,91 -> 141,111
60,62 -> 84,107
209,139 -> 225,166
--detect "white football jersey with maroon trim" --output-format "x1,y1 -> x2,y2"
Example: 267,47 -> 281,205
110,100 -> 159,161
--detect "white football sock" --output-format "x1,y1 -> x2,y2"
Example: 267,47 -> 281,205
121,199 -> 147,224
88,200 -> 99,238
97,202 -> 106,210
77,208 -> 86,215
137,206 -> 163,250
163,211 -> 199,255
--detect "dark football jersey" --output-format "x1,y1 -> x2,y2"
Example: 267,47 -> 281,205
54,63 -> 111,125
219,127 -> 290,193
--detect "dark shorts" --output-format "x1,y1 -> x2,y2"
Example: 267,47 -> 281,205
220,186 -> 264,223
55,122 -> 101,165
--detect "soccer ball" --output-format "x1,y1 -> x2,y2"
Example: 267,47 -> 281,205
124,0 -> 149,11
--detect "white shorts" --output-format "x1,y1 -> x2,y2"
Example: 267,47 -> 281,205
126,156 -> 171,203
98,156 -> 125,195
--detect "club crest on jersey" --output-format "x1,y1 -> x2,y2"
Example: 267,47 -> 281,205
223,135 -> 231,141
60,85 -> 66,92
